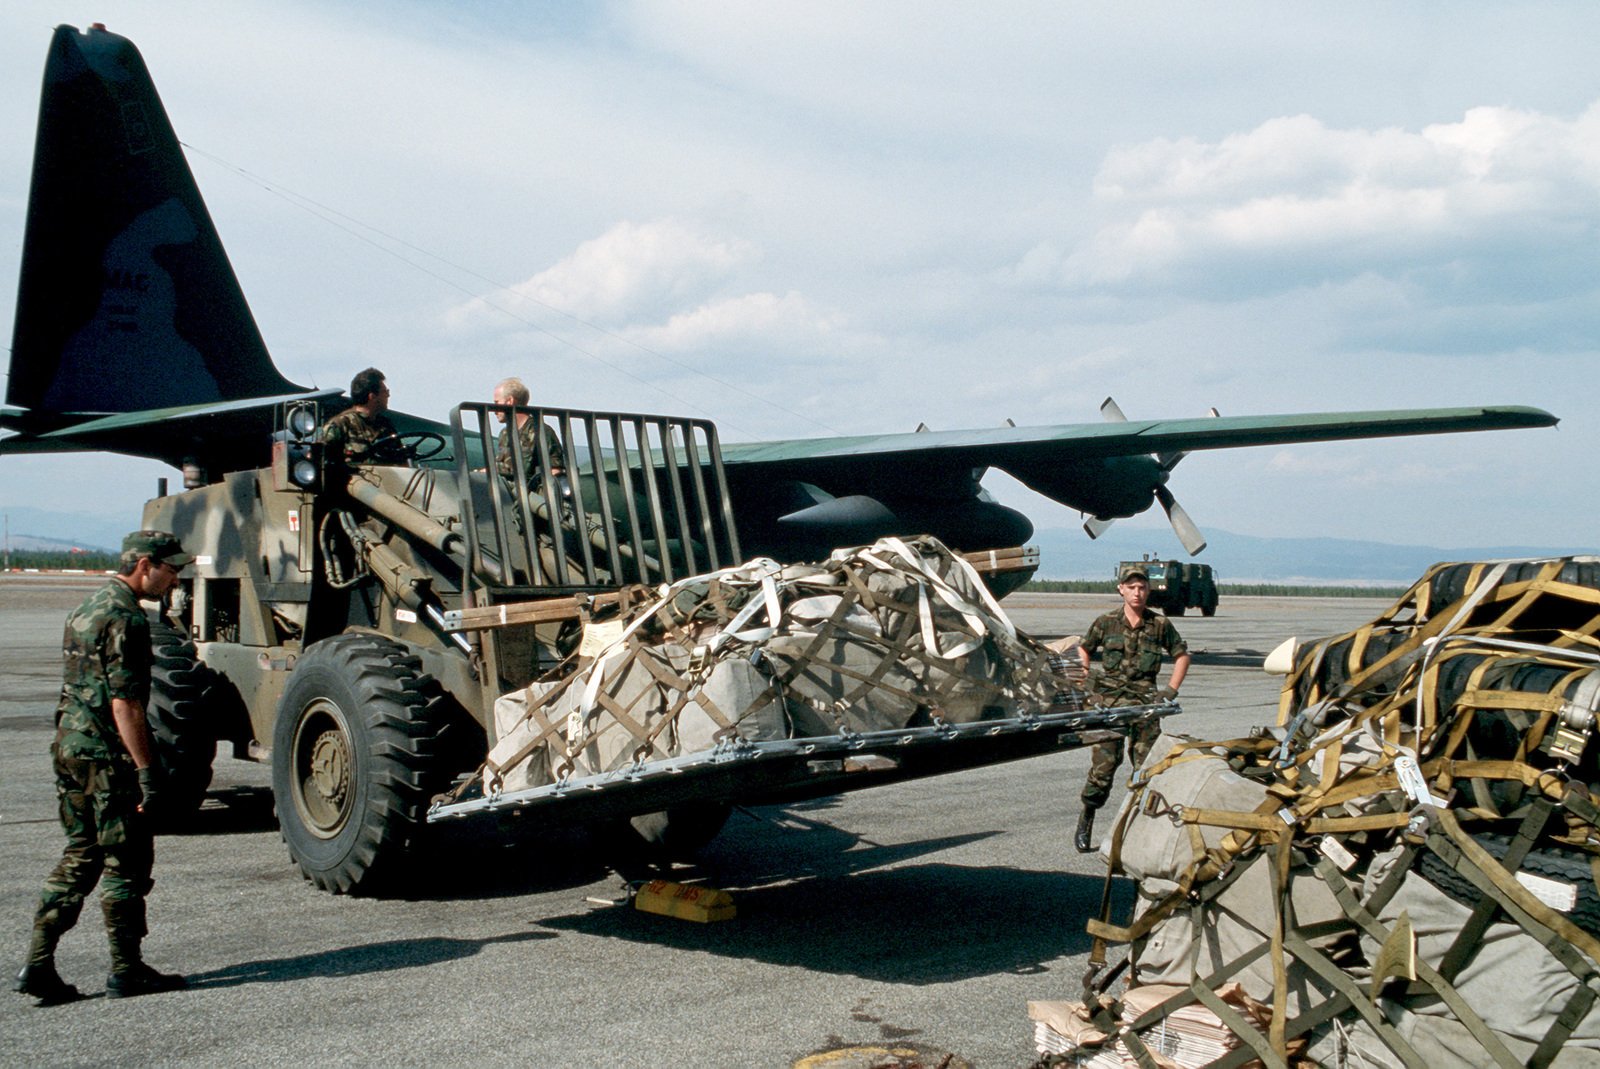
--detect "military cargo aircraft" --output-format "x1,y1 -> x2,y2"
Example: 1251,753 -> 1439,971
1,24 -> 1559,575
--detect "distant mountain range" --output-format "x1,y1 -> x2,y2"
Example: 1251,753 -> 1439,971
4,504 -> 1591,585
2,507 -> 128,554
1032,524 -> 1598,584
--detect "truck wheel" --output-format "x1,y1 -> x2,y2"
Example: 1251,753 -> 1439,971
147,621 -> 218,819
1168,605 -> 1186,617
1201,602 -> 1217,617
272,633 -> 448,894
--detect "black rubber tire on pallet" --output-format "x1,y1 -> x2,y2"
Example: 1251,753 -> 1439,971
271,633 -> 451,894
1425,560 -> 1600,625
1416,832 -> 1600,939
146,621 -> 218,820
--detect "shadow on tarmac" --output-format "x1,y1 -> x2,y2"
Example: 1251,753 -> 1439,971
539,860 -> 1129,984
385,798 -> 1001,904
183,929 -> 555,989
160,786 -> 279,836
532,803 -> 1136,984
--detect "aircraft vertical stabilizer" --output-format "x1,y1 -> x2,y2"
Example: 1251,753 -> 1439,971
6,23 -> 305,420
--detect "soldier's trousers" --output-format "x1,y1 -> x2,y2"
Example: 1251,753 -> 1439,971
1080,714 -> 1163,810
29,751 -> 154,967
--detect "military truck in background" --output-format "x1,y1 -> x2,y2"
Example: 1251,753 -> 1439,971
1118,555 -> 1218,617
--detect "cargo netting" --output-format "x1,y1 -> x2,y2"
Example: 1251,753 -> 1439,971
1036,556 -> 1600,1069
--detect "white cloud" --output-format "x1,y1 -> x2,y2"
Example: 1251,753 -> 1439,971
451,218 -> 757,328
1035,103 -> 1600,293
632,290 -> 841,352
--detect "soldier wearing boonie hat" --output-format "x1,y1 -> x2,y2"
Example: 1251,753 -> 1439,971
14,530 -> 191,1005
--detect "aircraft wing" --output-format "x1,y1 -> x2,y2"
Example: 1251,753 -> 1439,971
718,404 -> 1558,565
728,402 -> 1553,485
724,404 -> 1555,474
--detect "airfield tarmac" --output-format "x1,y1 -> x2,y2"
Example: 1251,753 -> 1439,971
0,577 -> 1391,1067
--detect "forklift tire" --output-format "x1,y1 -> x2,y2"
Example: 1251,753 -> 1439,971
147,621 -> 218,821
272,633 -> 448,894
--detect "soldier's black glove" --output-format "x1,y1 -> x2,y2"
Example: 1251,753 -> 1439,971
1157,685 -> 1179,702
136,766 -> 163,817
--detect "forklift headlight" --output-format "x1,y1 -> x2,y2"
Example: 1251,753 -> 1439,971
288,406 -> 318,439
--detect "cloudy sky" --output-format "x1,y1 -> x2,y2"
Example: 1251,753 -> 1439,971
2,1 -> 1597,558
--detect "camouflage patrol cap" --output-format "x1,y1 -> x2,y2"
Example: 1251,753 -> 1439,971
1119,566 -> 1149,584
121,529 -> 194,567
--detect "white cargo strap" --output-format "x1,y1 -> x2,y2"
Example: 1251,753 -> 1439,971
707,562 -> 784,654
878,535 -> 1012,632
864,537 -> 994,657
1435,560 -> 1511,634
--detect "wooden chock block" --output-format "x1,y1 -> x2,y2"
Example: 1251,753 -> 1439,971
633,878 -> 736,923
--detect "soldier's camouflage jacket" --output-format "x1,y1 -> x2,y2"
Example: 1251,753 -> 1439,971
320,407 -> 400,464
55,578 -> 150,760
496,418 -> 566,482
1081,607 -> 1187,701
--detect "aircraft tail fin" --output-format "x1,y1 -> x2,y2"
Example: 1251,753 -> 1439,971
5,23 -> 305,420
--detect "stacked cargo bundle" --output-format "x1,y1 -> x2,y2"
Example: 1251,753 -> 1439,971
1040,556 -> 1600,1068
481,535 -> 1082,795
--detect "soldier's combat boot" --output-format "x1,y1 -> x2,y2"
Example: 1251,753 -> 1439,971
14,962 -> 83,1006
106,961 -> 187,999
106,912 -> 186,999
15,923 -> 83,1005
1074,807 -> 1096,853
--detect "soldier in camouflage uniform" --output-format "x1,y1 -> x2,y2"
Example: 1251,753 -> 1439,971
492,377 -> 566,486
321,367 -> 406,465
1073,566 -> 1190,852
14,531 -> 193,1005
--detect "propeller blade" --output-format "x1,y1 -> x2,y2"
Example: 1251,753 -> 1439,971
1157,409 -> 1218,469
1154,485 -> 1207,555
1083,516 -> 1116,540
1099,397 -> 1128,422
